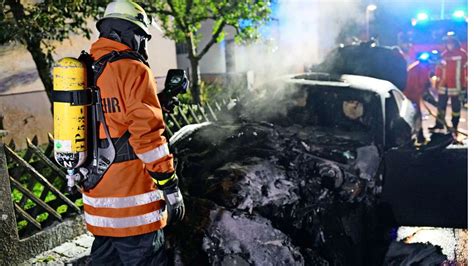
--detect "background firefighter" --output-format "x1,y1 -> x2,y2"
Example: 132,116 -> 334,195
403,52 -> 437,144
83,0 -> 185,264
430,34 -> 467,136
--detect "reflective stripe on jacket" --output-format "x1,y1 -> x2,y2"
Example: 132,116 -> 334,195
437,49 -> 468,90
84,37 -> 173,237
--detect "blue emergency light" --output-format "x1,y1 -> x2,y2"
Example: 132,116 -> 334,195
418,52 -> 430,61
452,10 -> 466,19
416,12 -> 429,21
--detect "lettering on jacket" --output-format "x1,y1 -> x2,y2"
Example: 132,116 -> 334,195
102,97 -> 122,114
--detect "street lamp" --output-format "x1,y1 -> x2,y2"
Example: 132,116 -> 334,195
367,4 -> 377,12
366,4 -> 377,40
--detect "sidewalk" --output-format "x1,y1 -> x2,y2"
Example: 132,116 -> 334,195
22,233 -> 93,265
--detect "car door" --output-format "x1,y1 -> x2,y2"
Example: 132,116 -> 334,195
379,138 -> 467,228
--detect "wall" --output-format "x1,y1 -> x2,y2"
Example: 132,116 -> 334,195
177,20 -> 235,74
0,91 -> 52,148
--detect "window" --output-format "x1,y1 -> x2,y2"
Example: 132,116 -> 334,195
176,42 -> 188,55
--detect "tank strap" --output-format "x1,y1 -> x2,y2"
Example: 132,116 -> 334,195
52,89 -> 93,106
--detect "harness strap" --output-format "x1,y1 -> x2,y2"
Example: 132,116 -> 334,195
99,131 -> 138,163
90,50 -> 147,165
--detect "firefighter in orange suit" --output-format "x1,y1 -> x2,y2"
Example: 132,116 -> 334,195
85,1 -> 184,264
430,34 -> 467,134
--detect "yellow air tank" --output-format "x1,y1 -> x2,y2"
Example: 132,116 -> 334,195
53,58 -> 88,170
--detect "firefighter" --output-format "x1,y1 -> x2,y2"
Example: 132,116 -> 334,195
84,1 -> 184,264
429,34 -> 467,135
397,32 -> 414,65
404,52 -> 438,144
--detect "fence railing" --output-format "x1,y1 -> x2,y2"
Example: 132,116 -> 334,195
0,98 -> 236,263
163,98 -> 236,137
6,134 -> 82,239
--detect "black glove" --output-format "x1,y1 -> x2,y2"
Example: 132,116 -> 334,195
148,171 -> 186,224
163,181 -> 185,224
158,94 -> 180,113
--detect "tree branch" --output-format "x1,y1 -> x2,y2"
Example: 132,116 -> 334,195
190,14 -> 219,24
196,20 -> 226,60
166,0 -> 186,30
185,0 -> 193,14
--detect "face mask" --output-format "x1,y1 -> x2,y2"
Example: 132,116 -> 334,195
138,37 -> 149,61
132,33 -> 149,61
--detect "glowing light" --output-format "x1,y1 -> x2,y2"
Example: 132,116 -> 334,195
367,4 -> 377,12
453,10 -> 465,18
431,50 -> 439,54
416,12 -> 429,21
418,52 -> 430,61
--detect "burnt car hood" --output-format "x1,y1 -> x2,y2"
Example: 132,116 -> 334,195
171,121 -> 381,190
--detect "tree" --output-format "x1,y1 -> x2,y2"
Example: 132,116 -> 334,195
145,0 -> 271,104
0,0 -> 107,110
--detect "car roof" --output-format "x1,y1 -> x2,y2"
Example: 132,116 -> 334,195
282,73 -> 396,98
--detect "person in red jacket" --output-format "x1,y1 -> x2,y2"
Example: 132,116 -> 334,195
404,52 -> 436,143
84,1 -> 185,264
430,34 -> 467,134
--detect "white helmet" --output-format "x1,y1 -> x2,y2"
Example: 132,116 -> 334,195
97,0 -> 151,37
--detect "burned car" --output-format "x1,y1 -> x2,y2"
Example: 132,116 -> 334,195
167,73 -> 466,265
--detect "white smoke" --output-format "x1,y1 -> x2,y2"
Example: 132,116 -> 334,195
234,0 -> 365,84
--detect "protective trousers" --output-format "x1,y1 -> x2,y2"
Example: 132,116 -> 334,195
436,92 -> 461,130
90,230 -> 168,266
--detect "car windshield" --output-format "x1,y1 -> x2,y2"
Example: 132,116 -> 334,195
242,82 -> 383,142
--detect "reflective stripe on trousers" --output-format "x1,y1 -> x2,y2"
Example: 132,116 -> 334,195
438,87 -> 460,96
136,143 -> 170,163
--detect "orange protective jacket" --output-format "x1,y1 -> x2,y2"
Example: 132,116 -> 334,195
83,38 -> 174,237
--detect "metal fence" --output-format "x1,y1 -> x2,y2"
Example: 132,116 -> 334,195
0,98 -> 235,263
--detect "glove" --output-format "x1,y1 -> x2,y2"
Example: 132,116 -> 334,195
158,94 -> 180,113
149,171 -> 185,224
162,181 -> 185,224
149,171 -> 184,224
